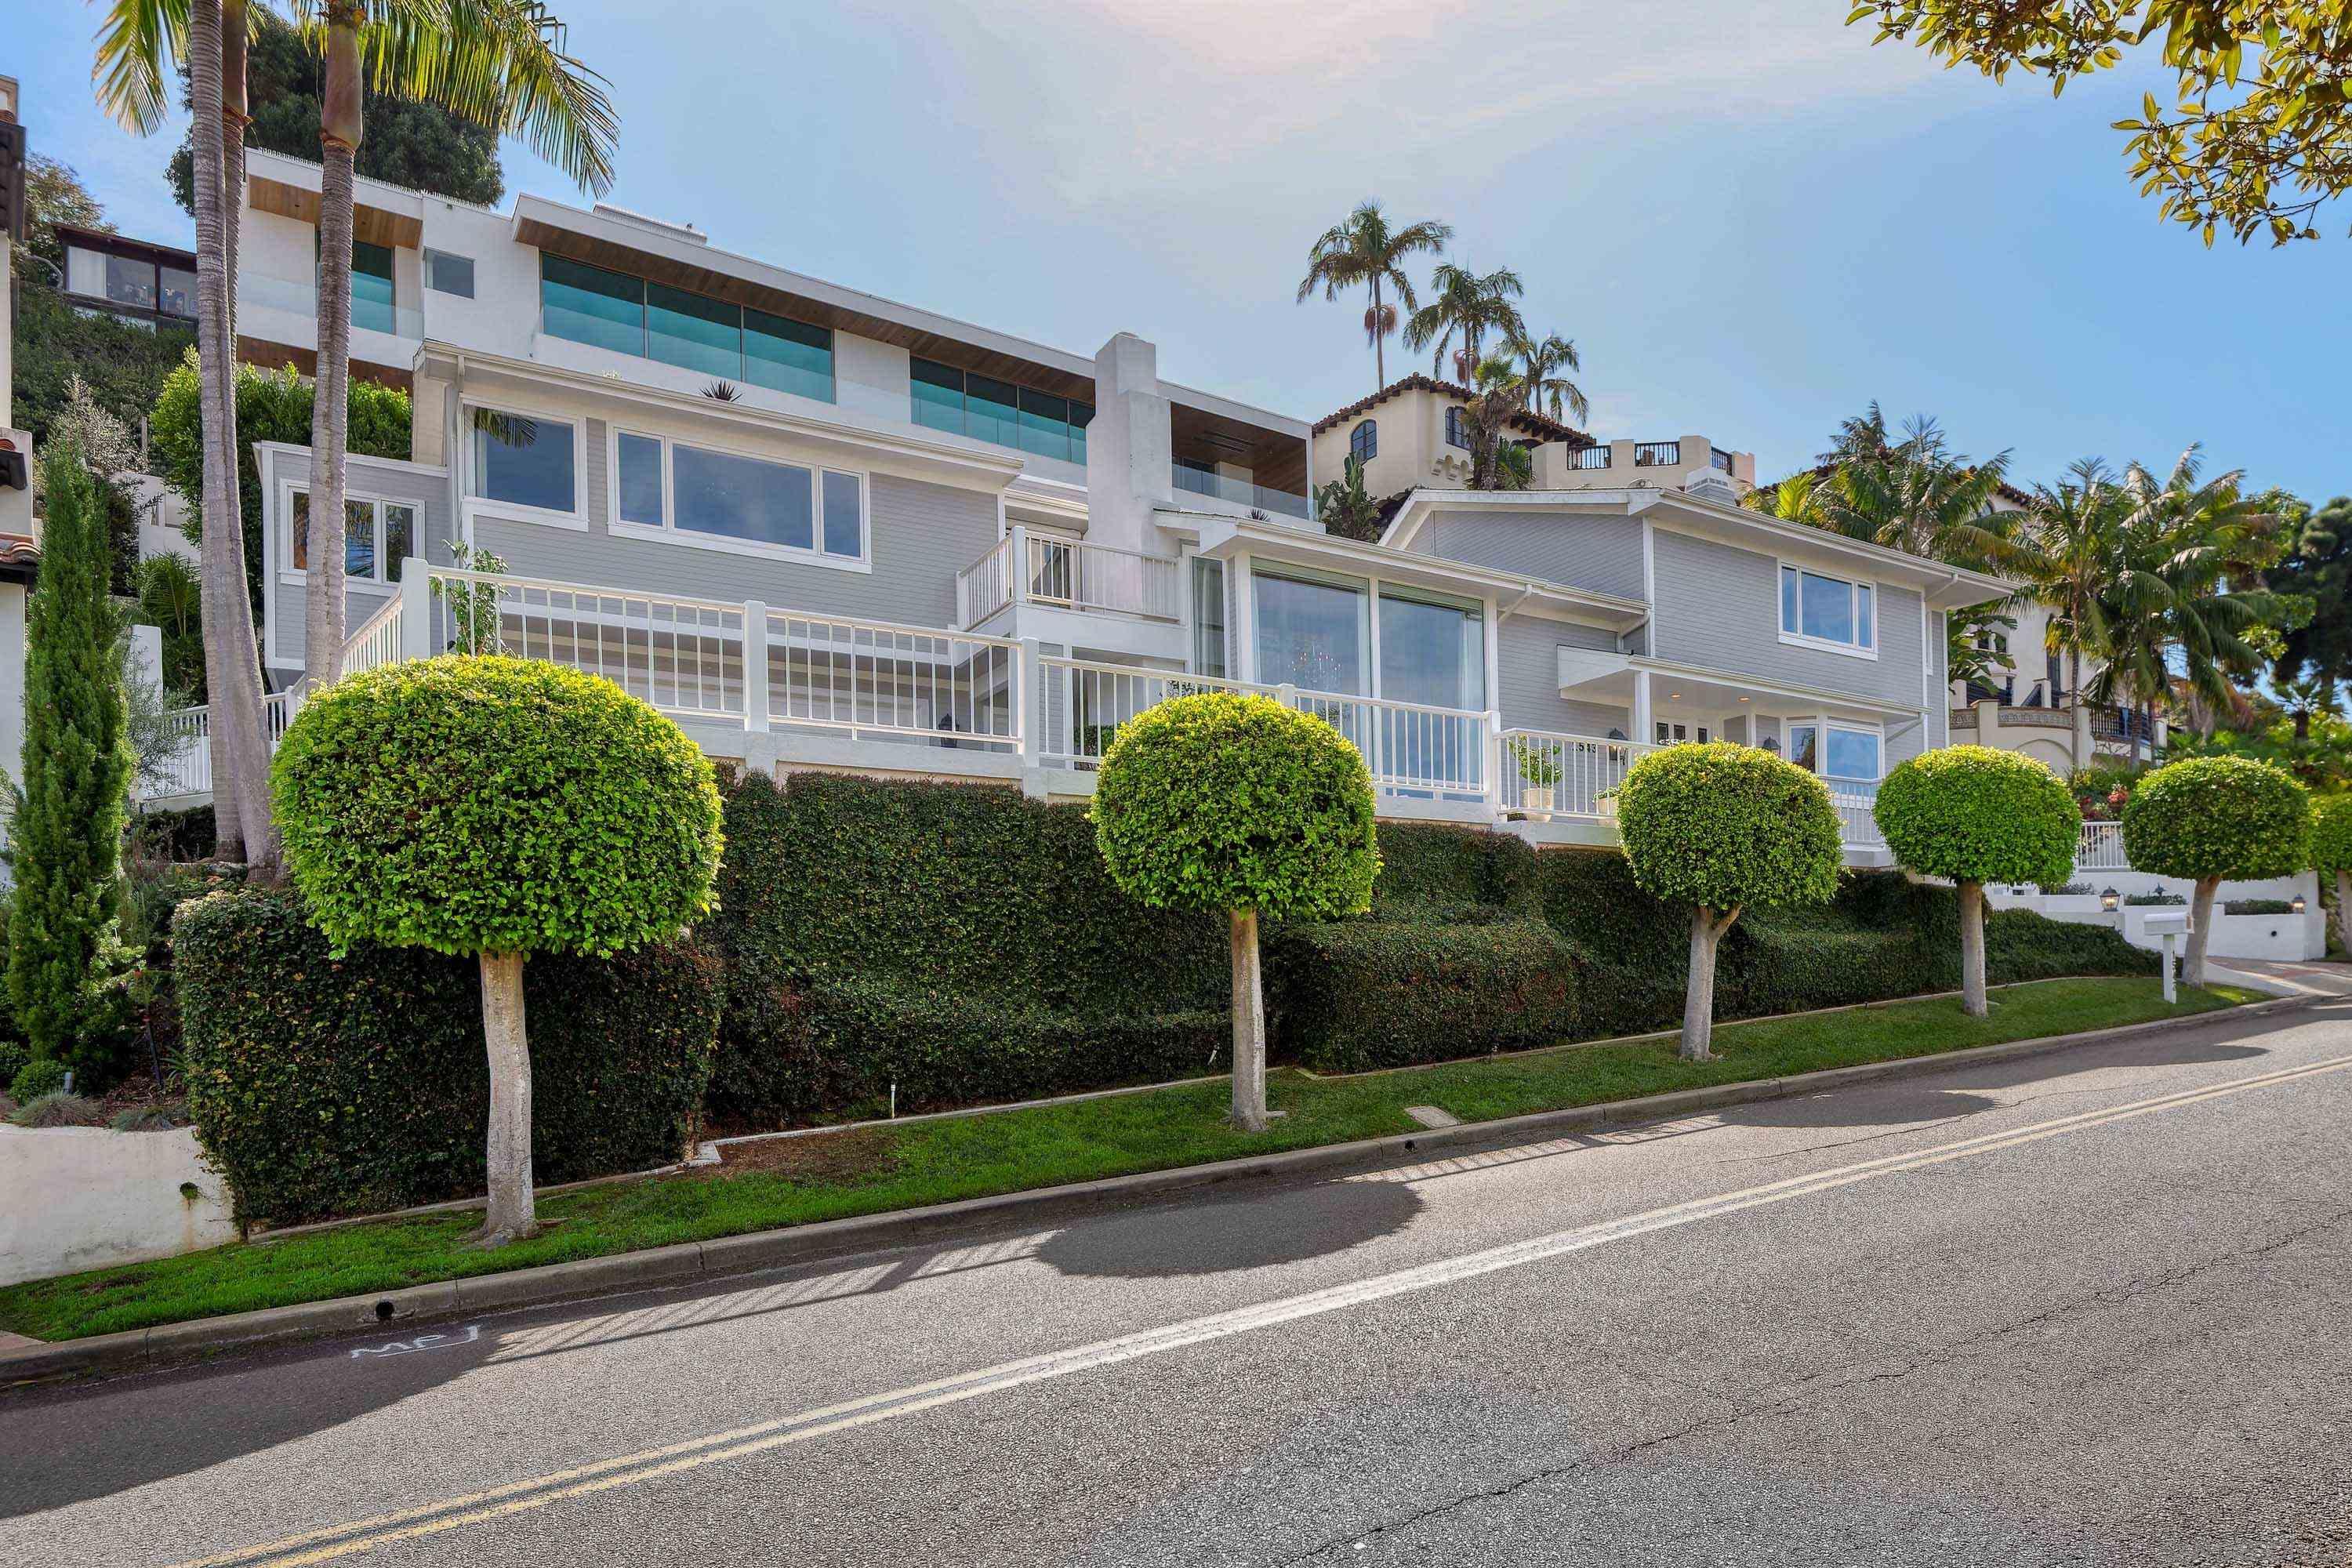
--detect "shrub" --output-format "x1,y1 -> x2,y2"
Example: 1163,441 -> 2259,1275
2122,756 -> 2310,983
1272,919 -> 1592,1073
9,1058 -> 71,1102
1093,693 -> 1378,1129
8,1093 -> 107,1129
2125,892 -> 2187,906
1617,742 -> 1843,1060
176,891 -> 721,1225
273,656 -> 724,1243
0,1040 -> 27,1089
2314,795 -> 2352,951
2223,898 -> 2298,915
1875,746 -> 2082,1016
125,805 -> 218,864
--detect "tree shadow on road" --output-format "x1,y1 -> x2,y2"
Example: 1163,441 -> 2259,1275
1037,1178 -> 1425,1281
1718,1084 -> 2004,1130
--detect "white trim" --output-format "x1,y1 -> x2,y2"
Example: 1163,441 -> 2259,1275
1627,656 -> 1922,720
1777,559 -> 1878,661
461,397 -> 587,530
274,478 -> 423,588
247,441 -> 449,479
1640,518 -> 1657,652
1784,713 -> 1887,786
602,424 -> 874,572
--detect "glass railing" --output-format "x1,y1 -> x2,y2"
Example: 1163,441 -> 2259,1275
239,271 -> 423,339
1171,465 -> 1310,519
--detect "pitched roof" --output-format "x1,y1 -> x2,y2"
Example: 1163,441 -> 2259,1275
0,534 -> 40,585
1312,374 -> 1592,446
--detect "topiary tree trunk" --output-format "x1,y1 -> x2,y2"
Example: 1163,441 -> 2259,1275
477,951 -> 535,1244
1681,905 -> 1739,1062
1957,880 -> 1988,1018
1228,910 -> 1268,1131
2336,870 -> 2350,956
2185,876 -> 2222,988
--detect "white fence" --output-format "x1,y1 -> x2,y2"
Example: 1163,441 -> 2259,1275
1497,729 -> 1651,818
2077,821 -> 2127,869
142,686 -> 306,800
956,528 -> 1183,628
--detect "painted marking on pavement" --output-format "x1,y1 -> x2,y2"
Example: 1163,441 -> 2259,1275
349,1326 -> 481,1360
171,1049 -> 2352,1568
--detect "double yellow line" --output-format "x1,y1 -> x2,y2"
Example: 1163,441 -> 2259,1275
173,1049 -> 2352,1567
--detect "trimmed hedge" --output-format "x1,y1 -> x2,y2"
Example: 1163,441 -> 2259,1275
706,774 -> 1227,1124
176,891 -> 722,1224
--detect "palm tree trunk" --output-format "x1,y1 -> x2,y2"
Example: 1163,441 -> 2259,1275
1370,275 -> 1385,390
215,0 -> 250,859
306,2 -> 364,688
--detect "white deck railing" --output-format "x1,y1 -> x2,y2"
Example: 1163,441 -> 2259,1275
764,608 -> 1020,746
1497,728 -> 1653,818
143,685 -> 307,800
1036,658 -> 1266,768
341,593 -> 405,678
956,526 -> 1183,629
2077,821 -> 2127,869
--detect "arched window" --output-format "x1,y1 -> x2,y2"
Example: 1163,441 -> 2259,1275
1444,406 -> 1468,449
1349,420 -> 1377,463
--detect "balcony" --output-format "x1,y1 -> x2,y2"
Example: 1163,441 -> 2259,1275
1170,463 -> 1312,520
956,530 -> 1183,630
239,270 -> 424,341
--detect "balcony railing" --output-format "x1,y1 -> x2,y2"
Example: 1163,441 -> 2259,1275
1568,445 -> 1612,470
1170,464 -> 1312,519
239,270 -> 423,339
1829,779 -> 1883,849
143,685 -> 308,800
1709,448 -> 1733,474
1497,728 -> 1650,818
2078,822 -> 2128,870
956,528 -> 1184,629
1632,441 -> 1682,467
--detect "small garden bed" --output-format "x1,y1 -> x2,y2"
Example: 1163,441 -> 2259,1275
0,976 -> 2253,1344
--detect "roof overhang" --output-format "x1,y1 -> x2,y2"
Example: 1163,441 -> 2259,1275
1193,517 -> 1649,630
246,149 -> 423,250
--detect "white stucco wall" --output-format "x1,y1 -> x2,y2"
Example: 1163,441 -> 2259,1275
0,1126 -> 238,1286
1988,869 -> 2327,961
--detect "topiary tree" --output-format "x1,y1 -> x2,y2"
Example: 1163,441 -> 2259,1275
1617,742 -> 1844,1061
2121,755 -> 2310,987
273,656 -> 724,1244
2308,794 -> 2352,956
1093,692 -> 1378,1131
1874,746 -> 2082,1018
6,444 -> 134,1080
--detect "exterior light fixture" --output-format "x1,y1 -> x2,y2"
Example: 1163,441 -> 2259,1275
1761,736 -> 1780,754
2100,887 -> 2122,913
2291,893 -> 2307,914
1606,728 -> 1626,742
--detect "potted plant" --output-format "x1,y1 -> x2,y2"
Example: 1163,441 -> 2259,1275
1509,736 -> 1564,812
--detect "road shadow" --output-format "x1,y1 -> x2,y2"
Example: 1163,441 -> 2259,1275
1037,1177 -> 1425,1281
1719,1084 -> 2003,1130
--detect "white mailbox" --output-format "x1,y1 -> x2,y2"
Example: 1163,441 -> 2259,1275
2141,909 -> 2192,1001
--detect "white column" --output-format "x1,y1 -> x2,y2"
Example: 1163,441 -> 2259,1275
741,599 -> 770,731
1232,554 -> 1257,683
397,561 -> 432,660
1632,668 -> 1653,745
1009,524 -> 1030,607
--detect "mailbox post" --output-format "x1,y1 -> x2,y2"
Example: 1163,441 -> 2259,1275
2142,909 -> 2191,1003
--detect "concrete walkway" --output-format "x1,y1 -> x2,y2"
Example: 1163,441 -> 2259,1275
2212,956 -> 2352,997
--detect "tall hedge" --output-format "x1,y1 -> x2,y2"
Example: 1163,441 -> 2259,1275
176,891 -> 722,1224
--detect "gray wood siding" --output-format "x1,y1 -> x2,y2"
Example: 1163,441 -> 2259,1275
267,451 -> 457,670
1410,510 -> 1646,601
1928,612 -> 1949,746
1650,528 -> 1923,708
472,427 -> 998,630
1496,615 -> 1629,738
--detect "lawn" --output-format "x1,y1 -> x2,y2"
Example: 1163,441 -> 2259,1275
0,977 -> 2256,1343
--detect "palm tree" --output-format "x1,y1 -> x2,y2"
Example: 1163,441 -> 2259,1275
303,0 -> 618,684
2005,459 -> 2130,709
1404,264 -> 1524,384
1294,201 -> 1451,393
96,0 -> 281,869
1812,416 -> 2017,568
1458,358 -> 1531,491
1743,470 -> 1829,526
1501,324 -> 1590,426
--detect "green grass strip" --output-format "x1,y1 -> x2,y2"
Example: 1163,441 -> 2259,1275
0,978 -> 2256,1342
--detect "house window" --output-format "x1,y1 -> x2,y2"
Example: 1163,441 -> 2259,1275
351,241 -> 397,334
1654,721 -> 1711,745
1778,564 -> 1875,652
1444,406 -> 1468,449
538,255 -> 837,397
541,254 -> 644,355
1349,420 -> 1377,463
745,308 -> 833,401
1192,557 -> 1226,677
288,490 -> 416,582
1786,720 -> 1882,786
648,280 -> 741,376
158,265 -> 197,318
1254,567 -> 1367,695
469,408 -> 577,515
1377,587 -> 1483,711
613,430 -> 865,563
423,249 -> 476,298
909,357 -> 1090,462
104,252 -> 158,310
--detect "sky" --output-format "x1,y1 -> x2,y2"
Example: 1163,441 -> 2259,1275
14,0 -> 2350,503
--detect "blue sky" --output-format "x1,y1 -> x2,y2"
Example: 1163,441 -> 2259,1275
17,0 -> 2350,502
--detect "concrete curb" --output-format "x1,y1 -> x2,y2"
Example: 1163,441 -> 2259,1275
1,989 -> 2318,1386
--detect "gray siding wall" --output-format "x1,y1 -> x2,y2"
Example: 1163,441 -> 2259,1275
1650,528 -> 1924,708
1412,510 -> 1645,601
267,451 -> 457,670
1496,615 -> 1630,738
1927,612 -> 1949,747
470,416 -> 999,629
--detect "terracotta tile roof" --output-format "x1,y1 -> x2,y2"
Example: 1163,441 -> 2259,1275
0,534 -> 39,584
1312,374 -> 1592,447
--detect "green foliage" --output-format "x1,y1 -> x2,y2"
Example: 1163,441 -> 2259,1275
706,773 -> 1227,1125
2310,794 -> 2352,876
135,554 -> 206,701
273,657 -> 723,960
125,804 -> 217,863
8,1093 -> 107,1129
16,152 -> 107,270
2169,710 -> 2352,798
1874,744 -> 2082,887
1093,692 -> 1379,920
174,891 -> 720,1224
6,447 -> 134,1079
2265,495 -> 2352,699
2068,759 -> 2151,821
2121,756 -> 2311,884
0,1041 -> 27,1089
9,1058 -> 69,1102
1314,455 -> 1386,543
1616,742 -> 1842,913
165,14 -> 503,215
8,279 -> 194,457
2224,898 -> 2299,916
150,354 -> 411,619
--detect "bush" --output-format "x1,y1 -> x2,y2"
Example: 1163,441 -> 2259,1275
8,1092 -> 107,1129
175,891 -> 722,1224
1617,743 -> 1843,913
125,805 -> 217,864
9,1058 -> 70,1102
2125,892 -> 2187,906
2223,898 -> 2299,915
2313,795 -> 2352,878
1272,918 -> 1595,1073
2121,757 -> 2310,885
0,1040 -> 26,1088
1875,746 -> 2081,889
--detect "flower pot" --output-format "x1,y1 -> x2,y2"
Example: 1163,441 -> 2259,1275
1523,786 -> 1555,813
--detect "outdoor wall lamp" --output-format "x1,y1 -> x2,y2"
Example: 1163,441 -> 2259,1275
2291,893 -> 2307,914
1761,736 -> 1780,754
2100,887 -> 2122,913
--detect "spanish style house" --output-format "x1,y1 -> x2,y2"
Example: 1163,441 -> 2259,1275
151,149 -> 2018,870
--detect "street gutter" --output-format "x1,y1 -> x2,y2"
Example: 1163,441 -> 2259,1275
0,989 -> 2316,1386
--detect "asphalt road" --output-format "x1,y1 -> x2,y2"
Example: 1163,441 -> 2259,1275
7,996 -> 2352,1567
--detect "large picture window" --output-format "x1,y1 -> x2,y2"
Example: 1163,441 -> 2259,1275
539,256 -> 834,400
1785,720 -> 1882,786
612,430 -> 865,564
1254,568 -> 1366,695
908,357 -> 1091,463
351,241 -> 397,334
1377,587 -> 1484,711
288,489 -> 416,583
1778,564 -> 1875,654
469,408 -> 577,516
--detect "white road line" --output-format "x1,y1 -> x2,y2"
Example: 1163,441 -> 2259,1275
176,1050 -> 2352,1568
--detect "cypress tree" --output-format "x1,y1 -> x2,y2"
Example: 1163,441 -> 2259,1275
8,443 -> 133,1071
